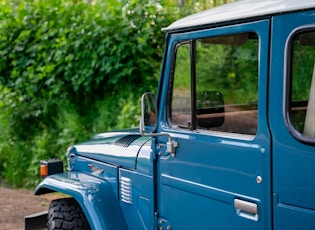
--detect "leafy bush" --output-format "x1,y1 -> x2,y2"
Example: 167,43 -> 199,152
0,0 -> 176,188
0,0 -> 232,188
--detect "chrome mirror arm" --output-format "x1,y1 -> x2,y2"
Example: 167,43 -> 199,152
140,118 -> 178,157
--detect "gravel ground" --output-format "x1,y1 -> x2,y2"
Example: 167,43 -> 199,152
0,187 -> 63,230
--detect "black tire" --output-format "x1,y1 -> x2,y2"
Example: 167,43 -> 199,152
48,198 -> 91,230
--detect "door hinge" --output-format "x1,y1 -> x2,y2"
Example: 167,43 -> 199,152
156,141 -> 178,158
155,212 -> 171,230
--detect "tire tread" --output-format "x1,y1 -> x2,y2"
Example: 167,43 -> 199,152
48,198 -> 91,230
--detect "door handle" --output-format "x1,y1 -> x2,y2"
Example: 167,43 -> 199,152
234,198 -> 258,220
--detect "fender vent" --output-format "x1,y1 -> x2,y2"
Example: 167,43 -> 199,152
114,135 -> 141,148
121,177 -> 132,204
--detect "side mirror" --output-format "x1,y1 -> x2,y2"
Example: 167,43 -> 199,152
140,92 -> 157,133
139,92 -> 178,157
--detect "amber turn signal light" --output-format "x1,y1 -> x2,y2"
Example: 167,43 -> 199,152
40,159 -> 63,178
40,164 -> 48,178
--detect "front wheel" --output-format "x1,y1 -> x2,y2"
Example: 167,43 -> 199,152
48,198 -> 91,230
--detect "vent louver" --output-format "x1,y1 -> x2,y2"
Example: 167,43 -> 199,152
121,177 -> 132,204
114,135 -> 141,148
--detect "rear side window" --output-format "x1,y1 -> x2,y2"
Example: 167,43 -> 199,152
169,32 -> 259,135
288,30 -> 315,141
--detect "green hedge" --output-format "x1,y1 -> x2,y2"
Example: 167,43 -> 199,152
0,0 -> 231,188
0,0 -> 177,188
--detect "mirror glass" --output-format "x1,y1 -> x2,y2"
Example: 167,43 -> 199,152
298,32 -> 315,46
141,92 -> 157,132
196,91 -> 225,128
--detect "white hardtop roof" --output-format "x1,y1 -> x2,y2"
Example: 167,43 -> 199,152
163,0 -> 315,31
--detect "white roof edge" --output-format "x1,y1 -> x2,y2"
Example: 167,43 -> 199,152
163,0 -> 315,32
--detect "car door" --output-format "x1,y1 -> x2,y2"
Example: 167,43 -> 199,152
270,10 -> 315,230
155,19 -> 272,230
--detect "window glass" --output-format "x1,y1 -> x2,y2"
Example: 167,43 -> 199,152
171,43 -> 192,129
290,31 -> 315,139
170,33 -> 259,135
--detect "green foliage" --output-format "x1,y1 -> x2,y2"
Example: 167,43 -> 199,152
174,36 -> 259,104
0,0 -> 176,188
292,42 -> 315,100
0,0 -> 233,188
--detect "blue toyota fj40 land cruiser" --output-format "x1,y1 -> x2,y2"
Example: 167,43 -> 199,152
25,0 -> 315,229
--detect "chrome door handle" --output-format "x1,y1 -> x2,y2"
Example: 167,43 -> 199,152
234,199 -> 258,220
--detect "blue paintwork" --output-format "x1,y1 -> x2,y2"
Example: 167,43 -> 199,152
35,131 -> 154,230
155,19 -> 272,230
270,9 -> 315,230
119,168 -> 154,230
68,154 -> 120,196
73,132 -> 151,170
35,172 -> 127,230
136,139 -> 154,175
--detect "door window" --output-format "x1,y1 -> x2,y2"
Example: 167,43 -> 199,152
170,32 -> 259,135
171,43 -> 192,129
288,30 -> 315,141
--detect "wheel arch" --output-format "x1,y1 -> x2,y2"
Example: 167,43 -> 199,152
35,172 -> 127,230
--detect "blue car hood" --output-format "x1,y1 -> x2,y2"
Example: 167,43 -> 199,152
73,130 -> 151,169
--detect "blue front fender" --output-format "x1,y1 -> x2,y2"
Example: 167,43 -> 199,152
35,172 -> 127,230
